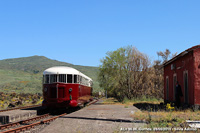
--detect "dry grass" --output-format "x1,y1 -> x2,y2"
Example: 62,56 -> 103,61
122,96 -> 163,105
101,97 -> 123,105
133,109 -> 200,128
102,97 -> 200,129
101,97 -> 200,129
101,97 -> 163,105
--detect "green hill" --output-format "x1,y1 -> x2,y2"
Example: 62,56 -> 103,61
0,56 -> 101,94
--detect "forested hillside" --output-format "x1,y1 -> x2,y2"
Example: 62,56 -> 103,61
0,56 -> 100,94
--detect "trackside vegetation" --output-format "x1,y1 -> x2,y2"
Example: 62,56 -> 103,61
0,92 -> 43,109
98,46 -> 174,102
103,97 -> 200,129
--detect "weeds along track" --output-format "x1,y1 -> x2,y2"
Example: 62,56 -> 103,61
0,113 -> 66,133
0,104 -> 42,113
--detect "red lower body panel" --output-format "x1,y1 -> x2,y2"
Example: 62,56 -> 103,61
42,83 -> 92,108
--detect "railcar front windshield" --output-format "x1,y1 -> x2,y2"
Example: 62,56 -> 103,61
50,74 -> 57,83
44,75 -> 50,84
44,74 -> 67,83
67,74 -> 72,83
43,74 -> 92,87
59,74 -> 66,83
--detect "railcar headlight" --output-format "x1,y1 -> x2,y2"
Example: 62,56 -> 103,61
69,88 -> 72,93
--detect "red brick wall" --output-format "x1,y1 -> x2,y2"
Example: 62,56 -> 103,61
164,52 -> 194,105
193,48 -> 200,105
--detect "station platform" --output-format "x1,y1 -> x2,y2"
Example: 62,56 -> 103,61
0,109 -> 37,124
41,100 -> 146,133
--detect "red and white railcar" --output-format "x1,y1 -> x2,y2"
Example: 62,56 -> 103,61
42,66 -> 93,108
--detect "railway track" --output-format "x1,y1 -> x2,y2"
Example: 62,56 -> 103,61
0,114 -> 49,130
0,99 -> 98,133
0,104 -> 42,113
0,113 -> 66,133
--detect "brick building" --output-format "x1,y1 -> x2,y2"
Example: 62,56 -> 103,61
163,45 -> 200,106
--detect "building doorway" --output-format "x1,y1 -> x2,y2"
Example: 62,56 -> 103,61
173,74 -> 177,101
184,71 -> 189,104
166,76 -> 169,101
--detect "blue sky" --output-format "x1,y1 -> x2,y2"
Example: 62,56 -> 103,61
0,1 -> 200,66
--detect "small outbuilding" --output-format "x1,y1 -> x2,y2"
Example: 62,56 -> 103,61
163,45 -> 200,106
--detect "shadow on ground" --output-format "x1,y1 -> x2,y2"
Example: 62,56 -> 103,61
133,102 -> 194,111
60,116 -> 146,123
133,103 -> 165,112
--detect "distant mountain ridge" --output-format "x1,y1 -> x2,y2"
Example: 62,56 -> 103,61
0,56 -> 100,93
1,56 -> 80,72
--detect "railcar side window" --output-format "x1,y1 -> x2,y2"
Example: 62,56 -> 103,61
82,77 -> 85,85
80,76 -> 82,84
77,75 -> 80,83
50,74 -> 57,83
86,78 -> 88,86
67,74 -> 72,83
83,78 -> 86,85
74,75 -> 77,83
59,74 -> 66,83
89,80 -> 93,87
44,75 -> 49,84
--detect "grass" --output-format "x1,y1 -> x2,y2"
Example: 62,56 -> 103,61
122,96 -> 163,105
101,97 -> 122,105
102,96 -> 163,105
0,69 -> 33,85
133,109 -> 200,128
102,97 -> 200,129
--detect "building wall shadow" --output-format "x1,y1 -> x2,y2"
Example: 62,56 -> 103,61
133,102 -> 194,111
133,103 -> 165,112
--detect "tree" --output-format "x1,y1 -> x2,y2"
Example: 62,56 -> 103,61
157,49 -> 171,63
152,49 -> 178,98
157,49 -> 178,64
98,46 -> 151,101
99,47 -> 177,101
98,47 -> 128,101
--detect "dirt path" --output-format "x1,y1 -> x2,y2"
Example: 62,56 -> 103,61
41,100 -> 146,133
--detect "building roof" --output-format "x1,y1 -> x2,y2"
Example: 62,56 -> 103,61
43,66 -> 92,81
163,45 -> 200,67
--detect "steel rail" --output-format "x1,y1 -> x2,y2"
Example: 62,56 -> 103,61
0,114 -> 49,130
1,113 -> 66,133
0,99 -> 98,133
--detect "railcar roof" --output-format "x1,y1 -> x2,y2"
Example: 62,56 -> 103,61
43,66 -> 92,81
